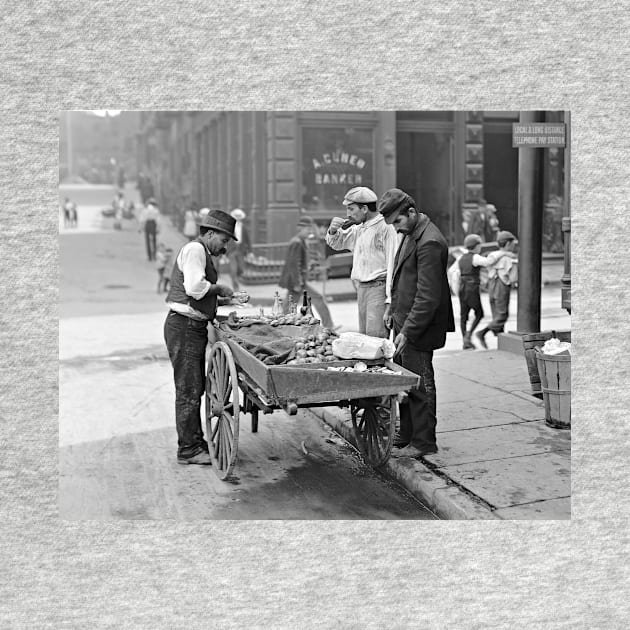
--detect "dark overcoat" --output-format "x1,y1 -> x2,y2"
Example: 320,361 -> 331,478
278,235 -> 307,292
390,213 -> 455,350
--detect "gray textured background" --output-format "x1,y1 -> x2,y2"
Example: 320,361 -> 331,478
1,1 -> 629,627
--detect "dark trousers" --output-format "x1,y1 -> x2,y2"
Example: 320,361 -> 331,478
393,333 -> 437,450
145,220 -> 157,261
486,277 -> 511,333
459,281 -> 484,335
163,311 -> 209,458
284,285 -> 334,329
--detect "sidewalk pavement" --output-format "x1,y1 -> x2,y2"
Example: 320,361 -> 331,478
309,350 -> 570,520
160,216 -> 571,519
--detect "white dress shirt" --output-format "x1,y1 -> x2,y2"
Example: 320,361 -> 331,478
325,214 -> 399,303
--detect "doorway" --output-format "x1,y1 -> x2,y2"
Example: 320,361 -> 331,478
396,130 -> 455,242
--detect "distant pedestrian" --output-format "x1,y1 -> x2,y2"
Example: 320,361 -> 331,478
156,243 -> 170,293
162,247 -> 174,293
113,191 -> 125,230
225,208 -> 251,290
379,188 -> 455,458
326,186 -> 398,338
279,216 -> 335,330
476,231 -> 518,349
63,197 -> 77,228
457,234 -> 511,350
183,207 -> 198,241
138,198 -> 160,261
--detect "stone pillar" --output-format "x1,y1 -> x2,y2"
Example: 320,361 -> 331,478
461,111 -> 485,240
265,112 -> 300,243
376,112 -> 397,194
250,111 -> 264,243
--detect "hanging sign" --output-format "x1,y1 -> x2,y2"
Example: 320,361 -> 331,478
512,123 -> 566,148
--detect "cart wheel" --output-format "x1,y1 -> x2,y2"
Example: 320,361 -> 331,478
206,341 -> 240,480
350,395 -> 396,467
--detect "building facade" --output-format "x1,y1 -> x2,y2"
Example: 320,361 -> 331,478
136,110 -> 567,253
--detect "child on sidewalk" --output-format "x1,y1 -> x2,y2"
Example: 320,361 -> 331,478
155,244 -> 174,293
476,231 -> 518,349
457,234 -> 511,350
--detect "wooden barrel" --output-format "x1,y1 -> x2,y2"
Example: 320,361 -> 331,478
535,350 -> 571,429
522,330 -> 571,396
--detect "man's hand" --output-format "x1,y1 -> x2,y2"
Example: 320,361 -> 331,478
393,332 -> 407,358
215,284 -> 234,298
383,304 -> 393,331
328,217 -> 346,235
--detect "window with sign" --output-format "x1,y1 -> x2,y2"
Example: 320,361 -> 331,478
301,127 -> 374,212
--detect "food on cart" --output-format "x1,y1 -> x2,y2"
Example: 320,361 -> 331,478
331,332 -> 396,360
232,290 -> 250,304
324,361 -> 403,374
225,310 -> 319,328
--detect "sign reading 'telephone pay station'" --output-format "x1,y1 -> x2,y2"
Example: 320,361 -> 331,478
512,123 -> 566,148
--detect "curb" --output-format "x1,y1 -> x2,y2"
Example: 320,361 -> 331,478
308,406 -> 501,520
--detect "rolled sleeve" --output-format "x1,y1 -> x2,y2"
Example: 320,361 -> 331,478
325,227 -> 357,251
180,243 -> 212,299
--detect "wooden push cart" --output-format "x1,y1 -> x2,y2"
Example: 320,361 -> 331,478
205,324 -> 421,480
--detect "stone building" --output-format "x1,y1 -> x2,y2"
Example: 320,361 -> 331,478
136,110 -> 567,255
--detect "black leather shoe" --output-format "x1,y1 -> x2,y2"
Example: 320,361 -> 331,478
393,433 -> 410,448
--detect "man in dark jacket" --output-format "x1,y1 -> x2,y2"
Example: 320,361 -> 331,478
379,189 -> 455,458
164,210 -> 240,465
278,216 -> 334,329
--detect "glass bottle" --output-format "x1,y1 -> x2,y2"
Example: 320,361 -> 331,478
300,290 -> 309,316
272,291 -> 281,317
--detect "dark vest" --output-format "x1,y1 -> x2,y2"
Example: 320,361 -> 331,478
166,237 -> 218,319
458,252 -> 480,284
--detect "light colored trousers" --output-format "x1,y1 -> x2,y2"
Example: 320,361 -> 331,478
357,282 -> 387,338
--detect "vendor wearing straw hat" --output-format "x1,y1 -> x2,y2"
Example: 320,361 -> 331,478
164,210 -> 242,465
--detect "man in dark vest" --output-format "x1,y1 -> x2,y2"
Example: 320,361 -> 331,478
164,210 -> 238,465
379,188 -> 455,459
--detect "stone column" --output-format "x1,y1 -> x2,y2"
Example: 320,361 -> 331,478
376,111 -> 397,194
265,112 -> 300,243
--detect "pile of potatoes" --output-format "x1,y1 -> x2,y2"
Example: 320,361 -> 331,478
286,329 -> 337,365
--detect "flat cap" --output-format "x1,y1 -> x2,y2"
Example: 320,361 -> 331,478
497,230 -> 516,242
342,186 -> 378,206
378,188 -> 415,218
464,234 -> 482,249
297,215 -> 314,227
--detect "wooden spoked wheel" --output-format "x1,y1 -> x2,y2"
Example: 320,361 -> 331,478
350,395 -> 396,467
206,341 -> 240,480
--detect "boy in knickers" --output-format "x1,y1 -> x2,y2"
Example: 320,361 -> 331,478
458,234 -> 510,350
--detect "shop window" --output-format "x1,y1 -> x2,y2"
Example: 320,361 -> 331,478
301,127 -> 374,212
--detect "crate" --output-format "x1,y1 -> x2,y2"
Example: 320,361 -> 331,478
535,349 -> 571,429
522,330 -> 571,397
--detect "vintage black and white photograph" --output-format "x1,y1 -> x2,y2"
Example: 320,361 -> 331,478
59,110 -> 571,520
